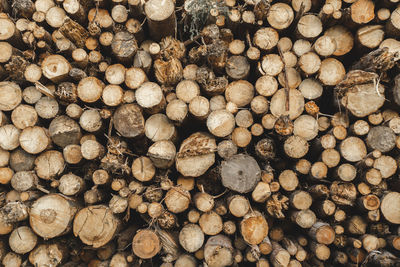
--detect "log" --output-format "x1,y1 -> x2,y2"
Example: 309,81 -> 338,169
199,211 -> 223,236
175,132 -> 216,177
111,31 -> 138,64
381,192 -> 400,224
144,0 -> 176,41
113,104 -> 145,138
309,222 -> 335,245
30,194 -> 78,239
179,223 -> 204,253
164,187 -> 190,214
204,235 -> 234,267
3,252 -> 22,266
221,154 -> 261,193
366,126 -> 396,153
324,25 -> 354,56
73,205 -> 119,248
9,226 -> 37,254
351,0 -> 375,24
0,82 -> 22,111
240,211 -> 269,245
340,137 -> 367,162
267,3 -> 294,30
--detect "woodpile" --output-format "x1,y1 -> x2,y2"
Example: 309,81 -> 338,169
1,0 -> 400,266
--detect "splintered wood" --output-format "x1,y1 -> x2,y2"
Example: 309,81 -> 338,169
1,0 -> 400,266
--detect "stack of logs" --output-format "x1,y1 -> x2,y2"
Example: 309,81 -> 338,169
1,0 -> 400,266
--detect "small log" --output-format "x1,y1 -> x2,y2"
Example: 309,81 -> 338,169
2,252 -> 21,266
340,136 -> 367,162
111,31 -> 138,65
225,55 -> 250,80
0,82 -> 22,112
256,75 -> 278,97
164,187 -> 190,213
176,79 -> 200,104
366,126 -> 396,153
228,195 -> 250,218
341,83 -> 385,118
221,154 -> 261,193
270,242 -> 291,267
313,36 -> 336,57
253,27 -> 279,51
293,41 -> 313,60
199,211 -> 223,236
147,140 -> 176,168
279,170 -> 299,192
267,3 -> 294,30
144,0 -> 176,41
145,114 -> 176,142
357,25 -> 384,49
336,163 -> 357,182
330,181 -> 357,206
373,155 -> 396,179
194,192 -> 214,212
310,242 -> 330,261
58,173 -> 84,196
131,156 -> 155,182
297,15 -> 323,39
284,135 -> 309,159
113,104 -> 145,138
319,58 -> 346,86
11,171 -> 37,192
204,235 -> 234,267
291,209 -> 317,229
290,190 -> 312,210
30,194 -> 78,239
309,222 -> 335,245
9,226 -> 37,254
270,89 -> 305,120
175,132 -> 216,177
324,25 -> 354,56
189,96 -> 210,120
166,99 -> 188,124
225,80 -> 254,108
63,144 -> 82,165
381,192 -> 400,224
73,205 -> 120,248
131,229 -> 161,259
135,82 -> 165,114
105,64 -> 125,85
240,211 -> 269,245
